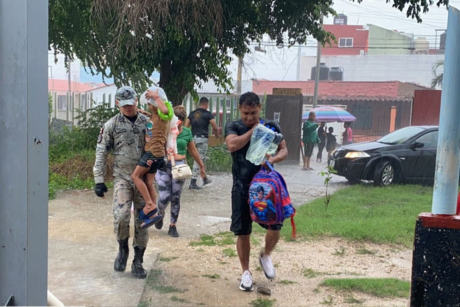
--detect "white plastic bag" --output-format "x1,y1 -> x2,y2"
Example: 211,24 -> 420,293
246,124 -> 276,165
166,115 -> 180,155
139,86 -> 169,107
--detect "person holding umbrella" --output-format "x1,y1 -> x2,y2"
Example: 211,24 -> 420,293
302,111 -> 319,170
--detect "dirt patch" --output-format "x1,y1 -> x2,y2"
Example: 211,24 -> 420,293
50,154 -> 114,181
140,234 -> 411,307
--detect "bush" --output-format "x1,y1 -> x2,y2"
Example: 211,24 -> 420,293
49,103 -> 119,197
186,144 -> 232,173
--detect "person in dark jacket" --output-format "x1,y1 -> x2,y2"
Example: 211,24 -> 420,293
316,122 -> 326,163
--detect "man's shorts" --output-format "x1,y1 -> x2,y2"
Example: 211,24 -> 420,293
230,190 -> 283,236
304,143 -> 315,158
138,152 -> 166,174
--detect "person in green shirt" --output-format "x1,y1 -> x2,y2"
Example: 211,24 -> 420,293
154,106 -> 206,237
302,111 -> 319,170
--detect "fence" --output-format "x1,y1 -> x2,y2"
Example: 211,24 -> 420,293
49,91 -> 116,125
49,91 -> 392,145
49,91 -> 266,135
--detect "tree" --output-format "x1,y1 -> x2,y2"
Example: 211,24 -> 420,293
431,59 -> 444,89
49,0 -> 448,105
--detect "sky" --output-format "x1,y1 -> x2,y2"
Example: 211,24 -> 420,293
78,0 -> 455,90
228,0 -> 455,85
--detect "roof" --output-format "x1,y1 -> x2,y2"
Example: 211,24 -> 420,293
48,79 -> 105,93
252,80 -> 430,101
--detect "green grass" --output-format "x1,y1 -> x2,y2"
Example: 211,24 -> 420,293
303,268 -> 327,279
48,172 -> 94,199
159,257 -> 179,262
146,269 -> 183,294
332,246 -> 346,256
344,296 -> 364,304
279,280 -> 297,285
190,234 -> 216,246
202,274 -> 220,279
249,298 -> 277,307
320,295 -> 334,305
222,248 -> 237,257
356,248 -> 376,255
320,278 -> 410,298
171,296 -> 190,303
137,302 -> 149,307
281,185 -> 433,247
214,232 -> 235,246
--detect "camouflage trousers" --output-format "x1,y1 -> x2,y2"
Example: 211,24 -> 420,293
192,137 -> 209,180
112,177 -> 149,248
155,160 -> 186,224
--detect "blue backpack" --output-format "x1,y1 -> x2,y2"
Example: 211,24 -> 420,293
248,162 -> 296,239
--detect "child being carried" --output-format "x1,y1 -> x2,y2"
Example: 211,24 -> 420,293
131,87 -> 173,229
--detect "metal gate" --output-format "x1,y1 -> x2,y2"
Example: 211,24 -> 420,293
265,95 -> 303,164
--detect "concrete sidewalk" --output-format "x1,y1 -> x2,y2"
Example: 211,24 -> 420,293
48,161 -> 346,306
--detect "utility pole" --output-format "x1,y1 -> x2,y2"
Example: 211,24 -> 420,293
313,13 -> 323,108
237,57 -> 243,94
296,44 -> 302,81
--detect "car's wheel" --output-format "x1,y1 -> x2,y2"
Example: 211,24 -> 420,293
373,160 -> 395,186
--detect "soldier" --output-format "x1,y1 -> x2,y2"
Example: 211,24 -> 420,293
93,86 -> 150,279
185,97 -> 220,189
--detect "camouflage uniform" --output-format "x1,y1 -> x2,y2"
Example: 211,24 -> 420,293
93,112 -> 150,248
192,137 -> 208,180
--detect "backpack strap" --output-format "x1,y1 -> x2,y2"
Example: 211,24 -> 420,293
290,209 -> 296,239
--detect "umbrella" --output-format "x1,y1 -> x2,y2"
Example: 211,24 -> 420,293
302,106 -> 356,123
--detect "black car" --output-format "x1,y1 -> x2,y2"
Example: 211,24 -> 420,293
329,126 -> 439,186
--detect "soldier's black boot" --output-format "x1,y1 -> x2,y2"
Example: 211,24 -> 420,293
114,239 -> 129,272
132,246 -> 147,279
189,179 -> 202,190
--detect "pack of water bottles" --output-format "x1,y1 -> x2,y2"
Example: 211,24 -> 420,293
246,121 -> 283,165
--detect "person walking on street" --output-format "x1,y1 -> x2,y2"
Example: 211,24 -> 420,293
155,106 -> 207,237
326,126 -> 337,164
302,112 -> 319,170
342,122 -> 353,145
316,122 -> 326,163
93,86 -> 151,279
225,92 -> 288,291
185,97 -> 220,189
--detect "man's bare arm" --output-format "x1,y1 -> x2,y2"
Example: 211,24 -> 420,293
225,127 -> 254,153
210,119 -> 220,138
267,140 -> 288,164
184,118 -> 191,128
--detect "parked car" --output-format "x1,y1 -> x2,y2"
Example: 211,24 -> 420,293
329,126 -> 439,186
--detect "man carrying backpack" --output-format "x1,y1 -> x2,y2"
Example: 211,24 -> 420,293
225,92 -> 288,291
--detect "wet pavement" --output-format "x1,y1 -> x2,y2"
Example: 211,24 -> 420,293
47,160 -> 347,306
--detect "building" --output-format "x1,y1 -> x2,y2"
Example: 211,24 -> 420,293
252,80 -> 430,142
322,24 -> 369,56
301,54 -> 444,88
367,24 -> 413,55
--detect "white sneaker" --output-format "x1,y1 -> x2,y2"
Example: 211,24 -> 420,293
239,270 -> 253,291
259,252 -> 276,280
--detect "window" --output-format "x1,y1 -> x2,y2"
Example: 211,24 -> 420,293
57,95 -> 67,111
352,106 -> 372,129
416,131 -> 438,148
80,94 -> 88,111
339,38 -> 353,48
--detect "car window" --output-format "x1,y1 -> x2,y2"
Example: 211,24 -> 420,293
377,126 -> 425,145
416,131 -> 438,148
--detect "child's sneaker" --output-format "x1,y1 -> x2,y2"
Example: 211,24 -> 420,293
239,270 -> 253,291
259,252 -> 276,280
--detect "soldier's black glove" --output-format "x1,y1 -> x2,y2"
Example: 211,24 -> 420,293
95,183 -> 108,197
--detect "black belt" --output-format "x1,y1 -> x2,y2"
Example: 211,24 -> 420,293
193,135 -> 208,138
